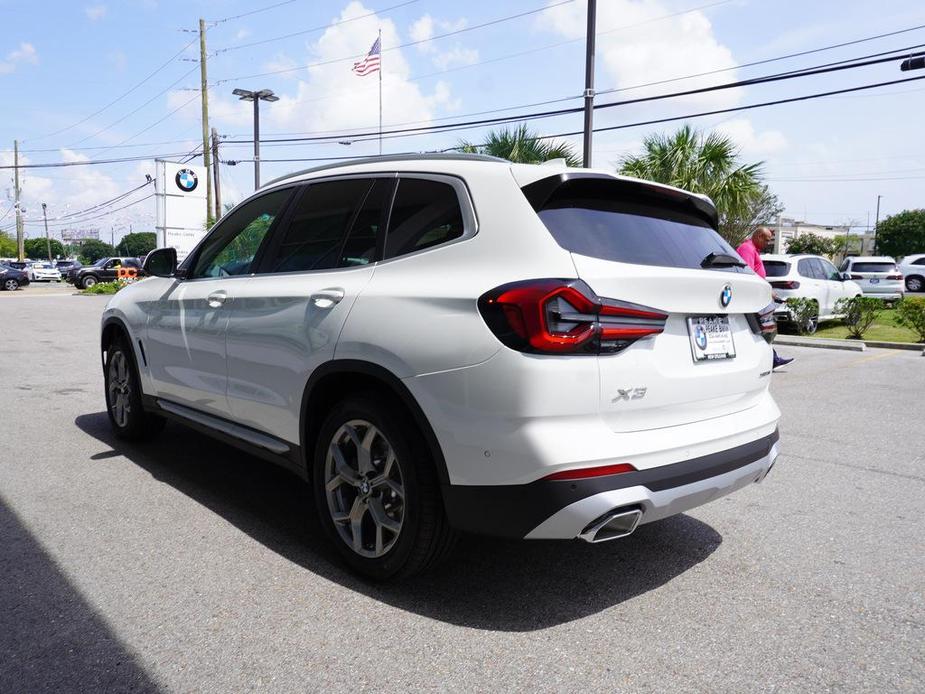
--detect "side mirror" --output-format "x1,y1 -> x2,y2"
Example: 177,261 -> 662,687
840,272 -> 851,281
143,247 -> 178,278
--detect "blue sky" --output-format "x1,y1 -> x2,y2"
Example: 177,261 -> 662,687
1,0 -> 923,244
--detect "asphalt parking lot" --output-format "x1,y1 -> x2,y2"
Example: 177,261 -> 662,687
2,293 -> 923,692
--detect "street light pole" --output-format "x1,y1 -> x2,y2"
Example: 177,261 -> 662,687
41,203 -> 51,260
233,88 -> 279,190
582,0 -> 596,168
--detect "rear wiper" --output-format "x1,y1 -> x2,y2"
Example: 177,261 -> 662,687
701,252 -> 746,269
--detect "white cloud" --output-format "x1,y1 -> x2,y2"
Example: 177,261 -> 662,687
537,0 -> 739,109
85,4 -> 107,21
715,118 -> 788,158
235,28 -> 251,41
432,46 -> 479,70
0,42 -> 38,74
203,2 -> 456,140
408,14 -> 476,69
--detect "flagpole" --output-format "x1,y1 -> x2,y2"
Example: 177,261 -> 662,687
378,27 -> 383,156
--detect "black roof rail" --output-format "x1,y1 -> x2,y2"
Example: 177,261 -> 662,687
264,152 -> 510,187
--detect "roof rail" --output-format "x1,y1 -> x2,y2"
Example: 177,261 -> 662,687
264,152 -> 510,187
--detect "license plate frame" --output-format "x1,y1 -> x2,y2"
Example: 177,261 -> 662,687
687,315 -> 736,362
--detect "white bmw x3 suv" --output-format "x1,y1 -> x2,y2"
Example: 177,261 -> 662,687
101,154 -> 781,579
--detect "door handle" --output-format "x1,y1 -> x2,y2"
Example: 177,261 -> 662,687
310,288 -> 345,309
207,291 -> 227,308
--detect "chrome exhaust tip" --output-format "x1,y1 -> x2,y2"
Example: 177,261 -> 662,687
578,507 -> 643,543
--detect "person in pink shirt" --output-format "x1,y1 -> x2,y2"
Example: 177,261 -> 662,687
737,227 -> 794,369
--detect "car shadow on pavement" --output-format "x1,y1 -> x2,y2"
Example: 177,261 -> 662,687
75,412 -> 723,632
0,499 -> 160,692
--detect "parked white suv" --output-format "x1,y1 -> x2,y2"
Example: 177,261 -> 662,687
839,256 -> 904,300
898,253 -> 925,293
100,154 -> 781,579
762,254 -> 862,333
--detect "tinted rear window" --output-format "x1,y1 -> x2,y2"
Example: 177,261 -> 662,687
851,262 -> 895,273
764,261 -> 789,277
530,182 -> 740,271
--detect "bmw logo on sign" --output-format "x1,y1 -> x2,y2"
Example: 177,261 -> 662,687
694,324 -> 708,350
175,168 -> 198,192
720,284 -> 733,308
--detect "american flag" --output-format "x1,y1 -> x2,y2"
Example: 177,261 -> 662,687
352,36 -> 381,76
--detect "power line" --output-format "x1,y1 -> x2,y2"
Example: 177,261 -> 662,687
0,151 -> 201,170
213,0 -> 419,54
37,194 -> 156,228
223,47 -> 924,146
50,182 -> 153,221
208,0 -> 302,25
596,22 -> 925,97
25,37 -> 198,144
214,0 -> 577,84
70,65 -> 200,150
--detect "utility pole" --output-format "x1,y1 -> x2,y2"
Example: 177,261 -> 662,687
41,203 -> 51,260
211,127 -> 222,220
13,140 -> 24,261
199,18 -> 214,224
873,194 -> 882,254
582,0 -> 597,168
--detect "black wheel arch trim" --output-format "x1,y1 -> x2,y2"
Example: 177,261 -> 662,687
299,359 -> 451,488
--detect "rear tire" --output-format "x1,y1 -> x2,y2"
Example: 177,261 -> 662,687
906,276 -> 923,293
312,392 -> 456,581
104,337 -> 165,441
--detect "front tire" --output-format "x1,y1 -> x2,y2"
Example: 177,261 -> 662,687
2,278 -> 19,291
907,276 -> 923,293
313,392 -> 456,580
81,275 -> 98,289
104,337 -> 165,440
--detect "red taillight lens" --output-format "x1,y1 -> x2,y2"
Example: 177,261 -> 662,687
887,274 -> 903,280
769,280 -> 800,290
748,302 -> 778,344
850,274 -> 865,280
542,462 -> 637,481
478,279 -> 668,355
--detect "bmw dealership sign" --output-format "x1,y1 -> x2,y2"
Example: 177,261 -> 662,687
155,161 -> 207,261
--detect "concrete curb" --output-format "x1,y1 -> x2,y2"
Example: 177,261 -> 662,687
862,340 -> 925,352
775,336 -> 865,352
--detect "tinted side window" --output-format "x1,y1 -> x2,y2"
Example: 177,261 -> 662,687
267,179 -> 370,273
384,179 -> 464,259
192,188 -> 290,279
797,259 -> 815,278
913,258 -> 925,266
339,179 -> 392,267
819,258 -> 839,280
809,258 -> 828,279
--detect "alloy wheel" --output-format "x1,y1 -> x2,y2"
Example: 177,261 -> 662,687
107,351 -> 132,428
324,419 -> 405,558
3,279 -> 18,291
907,277 -> 923,293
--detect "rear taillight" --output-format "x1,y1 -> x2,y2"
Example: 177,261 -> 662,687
478,279 -> 668,355
769,280 -> 800,289
887,274 -> 903,280
850,274 -> 865,280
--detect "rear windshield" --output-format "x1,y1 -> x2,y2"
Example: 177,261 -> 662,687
531,182 -> 742,271
764,261 -> 789,277
851,262 -> 895,273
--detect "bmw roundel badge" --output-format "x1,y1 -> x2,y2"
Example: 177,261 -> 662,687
694,323 -> 708,350
720,284 -> 732,308
175,168 -> 198,192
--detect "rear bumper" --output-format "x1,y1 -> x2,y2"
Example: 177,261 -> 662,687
443,429 -> 779,539
860,285 -> 903,299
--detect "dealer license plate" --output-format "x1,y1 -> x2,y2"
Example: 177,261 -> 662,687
687,316 -> 736,362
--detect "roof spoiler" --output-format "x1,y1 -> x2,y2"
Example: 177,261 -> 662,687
520,172 -> 719,229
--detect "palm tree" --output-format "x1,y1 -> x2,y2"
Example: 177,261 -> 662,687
618,125 -> 767,245
458,124 -> 580,167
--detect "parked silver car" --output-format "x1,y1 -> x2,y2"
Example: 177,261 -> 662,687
838,256 -> 904,301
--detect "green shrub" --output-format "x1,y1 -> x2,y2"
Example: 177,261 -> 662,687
834,296 -> 884,339
895,296 -> 925,342
81,281 -> 123,295
785,297 -> 819,335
